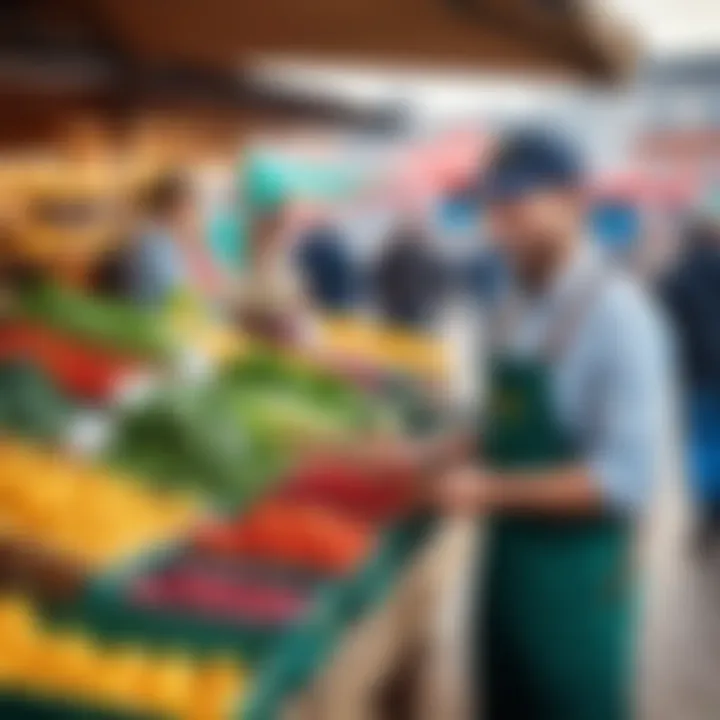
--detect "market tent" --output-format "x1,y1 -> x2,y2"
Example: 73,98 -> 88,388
90,0 -> 636,81
0,0 -> 637,89
0,0 -> 639,151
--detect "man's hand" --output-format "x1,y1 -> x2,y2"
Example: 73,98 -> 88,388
430,465 -> 496,516
338,432 -> 472,480
361,436 -> 423,478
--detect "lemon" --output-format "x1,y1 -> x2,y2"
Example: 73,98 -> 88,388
140,654 -> 194,716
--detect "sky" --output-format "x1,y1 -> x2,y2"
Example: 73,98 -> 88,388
604,0 -> 720,55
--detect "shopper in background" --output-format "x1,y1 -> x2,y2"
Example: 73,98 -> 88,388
234,200 -> 310,343
372,221 -> 447,330
463,247 -> 506,305
127,172 -> 227,309
661,209 -> 720,549
208,184 -> 246,271
295,221 -> 357,313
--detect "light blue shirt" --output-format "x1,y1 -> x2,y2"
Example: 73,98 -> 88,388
497,245 -> 673,514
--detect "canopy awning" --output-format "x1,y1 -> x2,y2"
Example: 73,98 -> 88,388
0,0 -> 639,149
93,0 -> 637,81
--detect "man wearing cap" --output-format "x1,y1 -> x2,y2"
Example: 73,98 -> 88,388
374,131 -> 672,719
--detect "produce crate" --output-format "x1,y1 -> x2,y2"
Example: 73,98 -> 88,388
44,514 -> 433,720
0,592 -> 250,720
242,514 -> 434,720
4,340 -> 441,718
0,693 -> 161,720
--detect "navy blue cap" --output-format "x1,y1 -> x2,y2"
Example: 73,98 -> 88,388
482,129 -> 585,203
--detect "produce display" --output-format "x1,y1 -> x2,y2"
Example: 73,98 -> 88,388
107,349 -> 396,507
0,441 -> 200,569
0,595 -> 247,720
18,283 -> 175,361
318,317 -> 448,379
0,322 -> 141,403
194,500 -> 374,576
0,537 -> 85,604
106,383 -> 288,507
220,349 -> 396,441
131,558 -> 313,627
169,300 -> 249,363
0,359 -> 70,442
0,282 -> 440,720
281,455 -> 415,522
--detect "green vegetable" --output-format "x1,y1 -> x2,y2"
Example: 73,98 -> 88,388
108,348 -> 414,507
107,384 -> 288,508
19,283 -> 175,360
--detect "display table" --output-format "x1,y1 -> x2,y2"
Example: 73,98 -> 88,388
286,519 -> 477,720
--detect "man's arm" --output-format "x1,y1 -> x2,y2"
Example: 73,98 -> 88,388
435,282 -> 672,518
317,430 -> 473,483
432,464 -> 604,517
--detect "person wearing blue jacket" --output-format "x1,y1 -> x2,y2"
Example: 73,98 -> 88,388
661,213 -> 720,550
295,223 -> 357,313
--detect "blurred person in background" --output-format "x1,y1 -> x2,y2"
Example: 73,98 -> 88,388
127,172 -> 228,309
0,232 -> 45,296
89,194 -> 139,300
295,220 -> 357,314
208,183 -> 246,271
371,130 -> 671,720
372,220 -> 448,330
660,204 -> 720,550
233,159 -> 309,343
463,246 -> 506,306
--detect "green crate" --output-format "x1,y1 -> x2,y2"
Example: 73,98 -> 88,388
0,691 -> 162,720
25,366 -> 440,718
40,514 -> 433,720
45,543 -> 280,666
241,514 -> 434,720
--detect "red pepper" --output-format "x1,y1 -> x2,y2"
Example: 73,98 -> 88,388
282,457 -> 414,522
195,500 -> 374,575
0,322 -> 141,401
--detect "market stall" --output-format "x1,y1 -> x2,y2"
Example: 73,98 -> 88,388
0,1 -> 641,717
0,271 -> 451,719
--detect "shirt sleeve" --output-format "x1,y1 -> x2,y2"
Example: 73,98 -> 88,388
587,285 -> 674,514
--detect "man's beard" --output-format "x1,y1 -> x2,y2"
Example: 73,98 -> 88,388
512,236 -> 570,293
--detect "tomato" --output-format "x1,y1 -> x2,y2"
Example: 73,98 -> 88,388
0,322 -> 140,401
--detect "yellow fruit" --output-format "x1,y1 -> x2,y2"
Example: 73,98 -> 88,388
0,442 -> 200,568
0,598 -> 37,684
139,655 -> 194,716
0,596 -> 250,720
188,659 -> 244,720
50,634 -> 99,697
93,647 -> 148,710
34,634 -> 79,693
0,596 -> 38,647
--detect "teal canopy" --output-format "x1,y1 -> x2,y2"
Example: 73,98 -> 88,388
241,150 -> 364,216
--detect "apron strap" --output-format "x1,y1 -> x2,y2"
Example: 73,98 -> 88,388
540,266 -> 609,364
489,291 -> 523,354
489,264 -> 610,363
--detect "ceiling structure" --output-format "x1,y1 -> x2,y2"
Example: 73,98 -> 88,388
0,0 -> 638,148
91,0 -> 636,80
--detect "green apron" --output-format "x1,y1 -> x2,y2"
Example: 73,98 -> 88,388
475,276 -> 636,720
